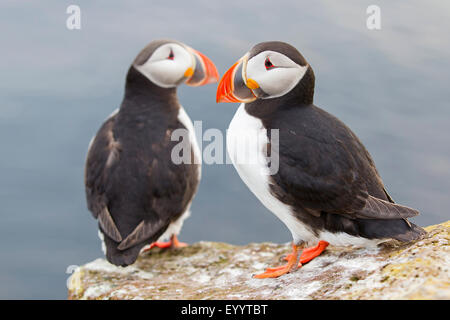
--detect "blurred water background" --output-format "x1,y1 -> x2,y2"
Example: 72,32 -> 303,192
0,1 -> 449,298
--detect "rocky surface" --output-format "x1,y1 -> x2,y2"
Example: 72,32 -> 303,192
68,221 -> 449,300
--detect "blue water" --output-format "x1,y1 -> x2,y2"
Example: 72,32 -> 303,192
0,1 -> 449,298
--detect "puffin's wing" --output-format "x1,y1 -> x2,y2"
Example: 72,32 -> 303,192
86,111 -> 199,248
354,195 -> 419,219
98,207 -> 122,242
114,130 -> 199,250
271,126 -> 366,214
85,113 -> 123,242
271,123 -> 418,220
117,219 -> 167,250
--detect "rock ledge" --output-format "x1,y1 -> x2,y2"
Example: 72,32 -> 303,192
68,221 -> 449,300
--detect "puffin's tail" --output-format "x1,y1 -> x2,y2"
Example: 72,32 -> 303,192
358,218 -> 426,242
392,221 -> 427,242
98,214 -> 169,266
103,233 -> 145,267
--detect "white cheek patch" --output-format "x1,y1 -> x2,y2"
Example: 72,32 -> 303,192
136,60 -> 183,88
135,43 -> 193,88
255,67 -> 306,98
247,51 -> 308,99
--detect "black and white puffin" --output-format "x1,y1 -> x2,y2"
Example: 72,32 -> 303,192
85,39 -> 218,266
217,41 -> 425,278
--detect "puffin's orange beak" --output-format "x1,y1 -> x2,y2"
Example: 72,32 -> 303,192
185,49 -> 219,87
216,56 -> 257,103
216,60 -> 241,103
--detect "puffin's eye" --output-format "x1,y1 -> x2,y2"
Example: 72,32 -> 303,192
168,49 -> 174,60
265,57 -> 274,70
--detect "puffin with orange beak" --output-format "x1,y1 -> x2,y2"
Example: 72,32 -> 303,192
218,41 -> 425,278
85,39 -> 219,266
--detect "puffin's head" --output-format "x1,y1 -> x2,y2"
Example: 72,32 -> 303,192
133,39 -> 219,88
216,41 -> 313,103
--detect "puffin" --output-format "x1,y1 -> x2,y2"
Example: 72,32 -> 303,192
85,39 -> 219,266
216,41 -> 425,278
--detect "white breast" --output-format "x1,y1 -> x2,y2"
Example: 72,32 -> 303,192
177,105 -> 202,179
226,103 -> 316,244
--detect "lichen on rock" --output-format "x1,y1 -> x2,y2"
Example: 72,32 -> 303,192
68,221 -> 449,300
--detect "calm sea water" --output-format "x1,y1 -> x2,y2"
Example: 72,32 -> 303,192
0,1 -> 449,298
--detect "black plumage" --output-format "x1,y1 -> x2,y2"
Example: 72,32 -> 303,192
85,64 -> 199,266
244,41 -> 425,242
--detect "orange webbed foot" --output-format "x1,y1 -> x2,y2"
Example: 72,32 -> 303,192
255,241 -> 329,279
142,235 -> 187,253
170,234 -> 188,248
254,243 -> 300,279
284,240 -> 329,266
